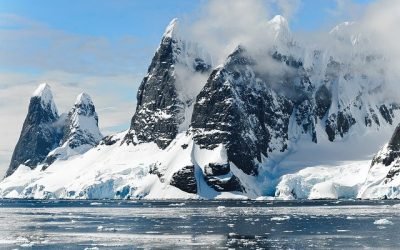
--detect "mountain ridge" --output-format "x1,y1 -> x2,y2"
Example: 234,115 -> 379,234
1,16 -> 400,200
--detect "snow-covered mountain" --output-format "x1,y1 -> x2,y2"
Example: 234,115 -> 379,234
1,16 -> 400,200
5,84 -> 63,177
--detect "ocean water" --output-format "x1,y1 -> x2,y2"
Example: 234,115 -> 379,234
0,199 -> 400,249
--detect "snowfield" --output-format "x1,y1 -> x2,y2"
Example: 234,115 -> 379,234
0,132 -> 253,200
0,125 -> 395,200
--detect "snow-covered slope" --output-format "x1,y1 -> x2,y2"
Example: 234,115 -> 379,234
1,17 -> 400,200
0,131 -> 255,199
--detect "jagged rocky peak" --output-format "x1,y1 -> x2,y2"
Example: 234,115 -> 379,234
124,18 -> 212,149
72,93 -> 98,119
31,83 -> 58,119
65,92 -> 102,144
42,92 -> 102,168
31,83 -> 58,116
5,83 -> 63,177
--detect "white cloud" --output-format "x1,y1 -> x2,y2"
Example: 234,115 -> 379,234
186,0 -> 275,64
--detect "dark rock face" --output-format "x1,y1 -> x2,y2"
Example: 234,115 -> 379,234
378,104 -> 399,125
149,163 -> 164,182
322,60 -> 357,141
372,124 -> 400,168
202,162 -> 244,192
124,34 -> 182,149
191,47 -> 314,176
204,163 -> 230,176
325,111 -> 356,141
205,175 -> 244,192
315,85 -> 332,119
169,165 -> 197,194
100,135 -> 120,146
385,161 -> 400,184
124,20 -> 211,149
388,124 -> 400,152
370,124 -> 400,184
6,92 -> 63,177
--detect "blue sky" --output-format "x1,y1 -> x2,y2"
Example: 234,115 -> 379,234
0,0 -> 376,176
1,0 -> 374,32
0,0 -> 375,74
1,0 -> 375,42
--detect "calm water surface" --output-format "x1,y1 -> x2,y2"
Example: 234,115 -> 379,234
0,199 -> 400,249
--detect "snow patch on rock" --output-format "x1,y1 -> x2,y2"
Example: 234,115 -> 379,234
32,83 -> 58,116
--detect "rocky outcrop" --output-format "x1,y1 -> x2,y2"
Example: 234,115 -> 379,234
61,93 -> 102,148
169,165 -> 197,194
124,19 -> 211,149
6,84 -> 64,177
357,124 -> 400,199
371,124 -> 400,168
203,163 -> 244,192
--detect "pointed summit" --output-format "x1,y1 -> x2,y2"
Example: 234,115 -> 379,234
224,44 -> 255,67
123,17 -> 212,149
267,15 -> 291,42
75,92 -> 92,105
67,92 -> 102,145
6,83 -> 63,177
32,83 -> 58,117
163,18 -> 178,39
268,15 -> 288,29
32,82 -> 51,97
74,93 -> 96,116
